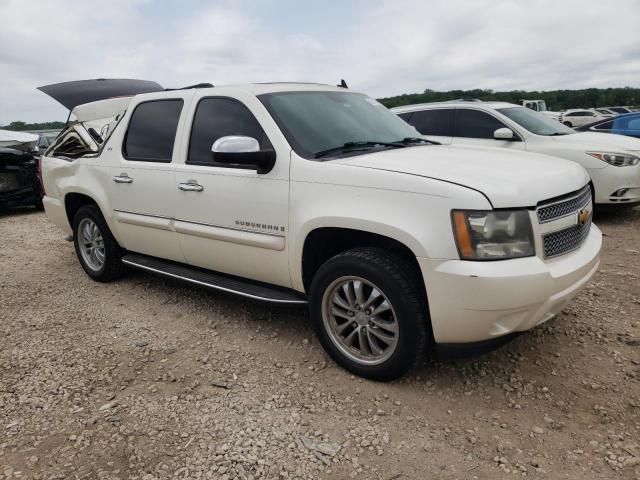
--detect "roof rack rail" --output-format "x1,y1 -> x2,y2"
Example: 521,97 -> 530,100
164,83 -> 213,91
443,98 -> 483,103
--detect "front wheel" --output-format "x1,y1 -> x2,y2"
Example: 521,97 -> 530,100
563,121 -> 573,127
309,247 -> 429,381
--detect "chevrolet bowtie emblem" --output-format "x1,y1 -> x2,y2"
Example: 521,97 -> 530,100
577,208 -> 591,226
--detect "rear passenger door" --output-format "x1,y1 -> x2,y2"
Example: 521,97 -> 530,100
109,94 -> 192,262
172,92 -> 292,288
397,108 -> 455,144
452,108 -> 525,151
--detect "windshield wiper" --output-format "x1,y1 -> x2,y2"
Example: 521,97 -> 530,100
400,136 -> 441,145
314,141 -> 405,158
548,132 -> 572,136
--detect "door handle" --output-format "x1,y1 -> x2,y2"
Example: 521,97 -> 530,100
178,181 -> 204,192
113,174 -> 133,184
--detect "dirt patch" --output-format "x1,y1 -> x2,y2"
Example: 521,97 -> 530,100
1,207 -> 639,479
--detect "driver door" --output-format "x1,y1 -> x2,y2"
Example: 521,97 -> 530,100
173,93 -> 292,288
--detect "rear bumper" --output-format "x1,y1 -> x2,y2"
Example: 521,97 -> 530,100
43,195 -> 72,236
419,225 -> 602,344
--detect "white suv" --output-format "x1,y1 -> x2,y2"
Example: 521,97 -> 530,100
40,81 -> 601,380
393,101 -> 640,206
560,109 -> 608,128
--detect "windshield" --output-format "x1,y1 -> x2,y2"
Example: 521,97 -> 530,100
259,91 -> 421,159
498,107 -> 575,136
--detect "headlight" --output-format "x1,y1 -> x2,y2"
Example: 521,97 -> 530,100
587,151 -> 639,166
452,210 -> 535,260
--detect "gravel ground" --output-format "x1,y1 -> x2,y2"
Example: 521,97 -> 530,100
1,208 -> 639,480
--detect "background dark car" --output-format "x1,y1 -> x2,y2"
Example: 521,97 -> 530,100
0,133 -> 44,209
576,112 -> 640,139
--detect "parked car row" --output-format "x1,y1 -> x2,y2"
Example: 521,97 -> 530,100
521,102 -> 637,128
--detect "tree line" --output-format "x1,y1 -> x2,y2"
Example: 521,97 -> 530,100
378,87 -> 640,110
1,120 -> 66,131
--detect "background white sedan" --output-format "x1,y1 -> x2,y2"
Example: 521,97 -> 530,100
393,101 -> 640,206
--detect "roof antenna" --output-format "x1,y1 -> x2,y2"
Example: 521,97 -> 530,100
337,79 -> 348,89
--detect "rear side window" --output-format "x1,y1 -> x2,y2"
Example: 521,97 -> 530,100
408,109 -> 455,136
187,97 -> 271,167
457,109 -> 507,139
123,99 -> 183,162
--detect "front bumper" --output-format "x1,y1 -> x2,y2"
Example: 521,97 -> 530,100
419,225 -> 602,344
590,164 -> 640,205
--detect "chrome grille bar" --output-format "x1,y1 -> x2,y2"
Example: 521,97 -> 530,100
537,186 -> 591,223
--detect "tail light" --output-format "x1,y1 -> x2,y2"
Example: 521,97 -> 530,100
38,156 -> 46,196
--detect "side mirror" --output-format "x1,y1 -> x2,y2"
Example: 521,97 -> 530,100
211,136 -> 276,174
494,128 -> 516,140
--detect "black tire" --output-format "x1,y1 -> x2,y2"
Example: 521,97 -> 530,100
563,121 -> 573,127
72,204 -> 126,282
309,247 -> 429,381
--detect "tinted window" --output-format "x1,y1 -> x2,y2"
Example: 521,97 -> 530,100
406,109 -> 455,136
124,100 -> 183,162
609,107 -> 629,113
457,109 -> 507,139
593,120 -> 613,130
188,98 -> 271,166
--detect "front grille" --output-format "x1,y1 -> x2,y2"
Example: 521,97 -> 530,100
537,186 -> 591,223
542,220 -> 591,258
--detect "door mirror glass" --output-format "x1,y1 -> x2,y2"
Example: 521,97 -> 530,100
211,135 -> 275,174
494,127 -> 515,140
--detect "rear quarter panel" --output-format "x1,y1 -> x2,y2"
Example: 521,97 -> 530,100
41,155 -> 119,240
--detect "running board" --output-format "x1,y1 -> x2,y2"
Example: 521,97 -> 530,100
121,253 -> 307,305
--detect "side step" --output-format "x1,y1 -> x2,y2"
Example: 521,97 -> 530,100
122,253 -> 307,305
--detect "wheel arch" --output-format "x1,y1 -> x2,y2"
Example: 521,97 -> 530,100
63,190 -> 122,244
64,191 -> 101,228
297,225 -> 427,299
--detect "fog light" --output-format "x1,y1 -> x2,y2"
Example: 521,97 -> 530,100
613,188 -> 629,197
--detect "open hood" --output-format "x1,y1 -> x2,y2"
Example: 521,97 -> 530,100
37,78 -> 164,111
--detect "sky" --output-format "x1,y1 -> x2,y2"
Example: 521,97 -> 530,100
1,0 -> 639,124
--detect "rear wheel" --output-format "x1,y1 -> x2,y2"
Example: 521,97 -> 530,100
73,204 -> 126,282
309,247 -> 428,381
